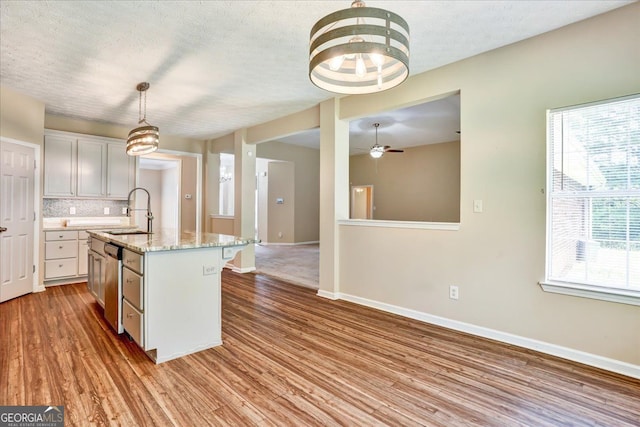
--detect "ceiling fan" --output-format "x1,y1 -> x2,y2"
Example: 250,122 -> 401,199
369,123 -> 404,158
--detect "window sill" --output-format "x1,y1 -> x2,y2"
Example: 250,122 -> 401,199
338,219 -> 460,231
539,281 -> 640,306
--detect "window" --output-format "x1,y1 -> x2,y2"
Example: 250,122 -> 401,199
543,94 -> 640,305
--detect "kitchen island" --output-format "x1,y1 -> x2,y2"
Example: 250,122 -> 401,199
87,229 -> 256,363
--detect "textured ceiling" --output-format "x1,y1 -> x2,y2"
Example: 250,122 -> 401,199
0,1 -> 631,145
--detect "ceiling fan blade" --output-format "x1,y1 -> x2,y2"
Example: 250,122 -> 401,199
385,148 -> 404,153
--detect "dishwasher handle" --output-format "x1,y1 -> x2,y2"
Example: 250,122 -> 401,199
104,243 -> 123,260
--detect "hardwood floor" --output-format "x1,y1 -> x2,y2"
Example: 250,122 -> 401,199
1,271 -> 639,426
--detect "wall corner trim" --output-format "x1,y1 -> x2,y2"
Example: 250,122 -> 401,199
336,292 -> 640,379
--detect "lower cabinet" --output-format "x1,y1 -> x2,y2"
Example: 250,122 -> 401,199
122,299 -> 143,345
87,236 -> 107,307
44,231 -> 78,280
44,229 -> 92,285
122,248 -> 144,347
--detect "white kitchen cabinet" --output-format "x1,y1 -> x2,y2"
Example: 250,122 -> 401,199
44,231 -> 78,280
122,248 -> 144,347
44,134 -> 77,197
78,231 -> 89,276
44,130 -> 134,199
77,139 -> 107,197
106,143 -> 133,198
44,229 -> 94,285
87,235 -> 107,306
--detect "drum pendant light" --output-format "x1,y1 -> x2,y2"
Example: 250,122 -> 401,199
309,0 -> 410,94
126,82 -> 159,156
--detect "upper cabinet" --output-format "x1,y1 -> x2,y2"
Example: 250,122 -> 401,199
44,130 -> 135,199
77,139 -> 107,197
44,134 -> 77,197
106,142 -> 134,198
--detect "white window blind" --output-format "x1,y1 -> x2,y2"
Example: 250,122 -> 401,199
546,95 -> 640,298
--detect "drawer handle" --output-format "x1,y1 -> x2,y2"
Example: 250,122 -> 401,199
126,259 -> 133,264
58,264 -> 63,268
59,245 -> 63,249
59,235 -> 64,238
126,278 -> 133,284
127,313 -> 134,318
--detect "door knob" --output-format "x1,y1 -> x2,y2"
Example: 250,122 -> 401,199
0,227 -> 7,233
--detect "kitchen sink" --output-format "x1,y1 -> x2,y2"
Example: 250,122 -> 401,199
106,230 -> 152,236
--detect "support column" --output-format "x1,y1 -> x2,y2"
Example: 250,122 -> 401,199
318,98 -> 349,298
232,129 -> 256,273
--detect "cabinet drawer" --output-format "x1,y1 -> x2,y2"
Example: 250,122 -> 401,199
123,249 -> 143,275
122,299 -> 143,347
90,237 -> 106,256
122,267 -> 143,310
45,258 -> 77,279
45,240 -> 78,259
45,230 -> 78,241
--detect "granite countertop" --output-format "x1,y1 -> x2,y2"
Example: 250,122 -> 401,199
87,229 -> 258,253
44,225 -> 137,231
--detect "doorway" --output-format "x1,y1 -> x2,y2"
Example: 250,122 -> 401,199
351,185 -> 374,219
137,150 -> 202,233
138,156 -> 180,231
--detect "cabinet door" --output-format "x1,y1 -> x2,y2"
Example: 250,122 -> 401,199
87,252 -> 95,296
106,143 -> 133,198
77,140 -> 106,197
78,239 -> 89,276
44,135 -> 76,197
91,254 -> 106,307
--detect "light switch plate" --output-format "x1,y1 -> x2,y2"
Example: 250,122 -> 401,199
473,199 -> 483,213
69,207 -> 76,215
103,207 -> 110,215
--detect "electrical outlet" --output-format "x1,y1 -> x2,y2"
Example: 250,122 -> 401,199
69,207 -> 76,215
203,265 -> 217,276
473,199 -> 483,213
278,232 -> 283,238
122,207 -> 128,214
103,207 -> 110,215
449,285 -> 459,300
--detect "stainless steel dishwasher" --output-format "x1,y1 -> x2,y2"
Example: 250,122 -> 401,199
104,243 -> 123,334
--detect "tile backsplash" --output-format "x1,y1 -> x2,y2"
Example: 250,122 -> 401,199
43,198 -> 129,218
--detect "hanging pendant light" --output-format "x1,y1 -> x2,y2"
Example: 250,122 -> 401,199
126,82 -> 159,156
309,0 -> 410,95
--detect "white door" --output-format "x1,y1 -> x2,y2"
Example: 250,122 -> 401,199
1,141 -> 35,302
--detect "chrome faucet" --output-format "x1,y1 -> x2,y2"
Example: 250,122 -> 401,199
126,187 -> 154,233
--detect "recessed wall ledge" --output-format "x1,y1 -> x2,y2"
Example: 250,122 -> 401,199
338,219 -> 460,231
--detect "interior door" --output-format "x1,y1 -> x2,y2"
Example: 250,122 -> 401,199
0,141 -> 35,302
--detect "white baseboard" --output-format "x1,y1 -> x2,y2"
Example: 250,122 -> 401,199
316,289 -> 339,300
329,292 -> 639,379
258,241 -> 319,246
224,263 -> 256,274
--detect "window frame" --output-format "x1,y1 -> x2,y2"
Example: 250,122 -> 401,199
540,94 -> 640,306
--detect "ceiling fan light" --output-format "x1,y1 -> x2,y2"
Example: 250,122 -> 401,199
309,0 -> 410,94
370,145 -> 384,158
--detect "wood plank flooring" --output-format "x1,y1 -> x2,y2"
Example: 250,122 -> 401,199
1,270 -> 639,426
